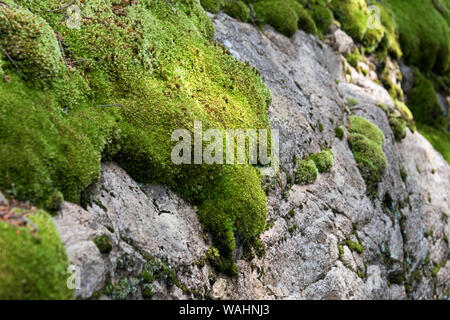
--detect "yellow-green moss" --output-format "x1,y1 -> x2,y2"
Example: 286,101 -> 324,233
388,114 -> 406,141
0,209 -> 73,299
200,0 -> 224,13
335,126 -> 345,140
348,116 -> 387,190
0,0 -> 272,274
295,159 -> 318,185
309,149 -> 334,173
223,0 -> 250,22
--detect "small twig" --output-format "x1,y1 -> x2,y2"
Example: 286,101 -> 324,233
96,104 -> 123,107
1,47 -> 23,74
56,33 -> 67,67
47,0 -> 74,13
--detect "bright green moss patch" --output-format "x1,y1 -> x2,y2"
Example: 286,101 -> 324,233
385,0 -> 450,74
253,0 -> 302,37
346,240 -> 364,254
223,0 -> 250,22
417,124 -> 450,164
348,116 -> 387,190
0,0 -> 272,274
309,149 -> 334,173
93,235 -> 113,254
0,209 -> 73,299
295,159 -> 318,185
200,0 -> 224,13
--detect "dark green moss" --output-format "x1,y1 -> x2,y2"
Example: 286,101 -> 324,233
93,235 -> 113,254
254,0 -> 302,37
388,114 -> 407,141
400,166 -> 408,183
335,126 -> 345,140
223,0 -> 250,22
0,209 -> 73,299
295,159 -> 318,185
309,149 -> 334,173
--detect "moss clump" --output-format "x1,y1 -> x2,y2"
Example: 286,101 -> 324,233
309,149 -> 334,173
385,0 -> 449,74
254,0 -> 303,37
295,159 -> 318,185
388,114 -> 406,141
400,166 -> 407,182
223,0 -> 250,22
0,209 -> 73,299
200,0 -> 224,13
408,71 -> 443,126
346,240 -> 364,254
335,126 -> 345,140
0,0 -> 272,274
348,116 -> 387,189
0,4 -> 64,83
306,0 -> 334,35
93,235 -> 113,254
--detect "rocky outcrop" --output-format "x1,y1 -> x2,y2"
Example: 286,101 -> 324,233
55,13 -> 449,300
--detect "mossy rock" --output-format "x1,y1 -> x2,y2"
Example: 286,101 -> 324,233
307,1 -> 333,35
335,126 -> 345,140
0,210 -> 74,299
223,0 -> 250,22
330,0 -> 369,42
254,0 -> 302,37
388,114 -> 406,141
93,234 -> 113,254
309,149 -> 334,173
0,0 -> 272,274
295,159 -> 318,185
348,116 -> 387,189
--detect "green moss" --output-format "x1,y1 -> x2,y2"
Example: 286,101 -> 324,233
335,126 -> 345,140
348,115 -> 385,146
223,0 -> 250,22
254,0 -> 302,37
400,166 -> 407,183
346,240 -> 364,254
385,0 -> 449,74
417,124 -> 450,164
388,114 -> 406,141
307,1 -> 334,35
0,0 -> 272,275
348,116 -> 387,189
295,159 -> 318,185
200,0 -> 224,13
0,209 -> 73,299
93,235 -> 113,254
330,0 -> 371,42
309,149 -> 334,173
408,71 -> 443,126
346,97 -> 360,108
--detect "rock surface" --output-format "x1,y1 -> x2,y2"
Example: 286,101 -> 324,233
55,13 -> 449,300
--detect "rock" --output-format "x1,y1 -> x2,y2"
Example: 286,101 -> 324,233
330,27 -> 355,54
55,13 -> 450,300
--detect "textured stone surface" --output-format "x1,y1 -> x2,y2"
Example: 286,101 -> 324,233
55,14 -> 449,300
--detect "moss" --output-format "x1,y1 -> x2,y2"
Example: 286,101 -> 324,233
296,5 -> 318,35
346,240 -> 364,254
309,149 -> 334,173
0,209 -> 73,299
93,235 -> 113,254
388,114 -> 406,141
337,243 -> 345,258
385,0 -> 449,74
330,0 -> 371,42
223,0 -> 250,22
295,159 -> 318,185
348,116 -> 387,189
307,1 -> 334,35
200,0 -> 224,13
254,0 -> 302,37
335,126 -> 345,140
206,246 -> 239,275
346,97 -> 359,108
408,71 -> 443,126
0,0 -> 272,275
400,166 -> 407,183
417,124 -> 450,164
431,261 -> 447,277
